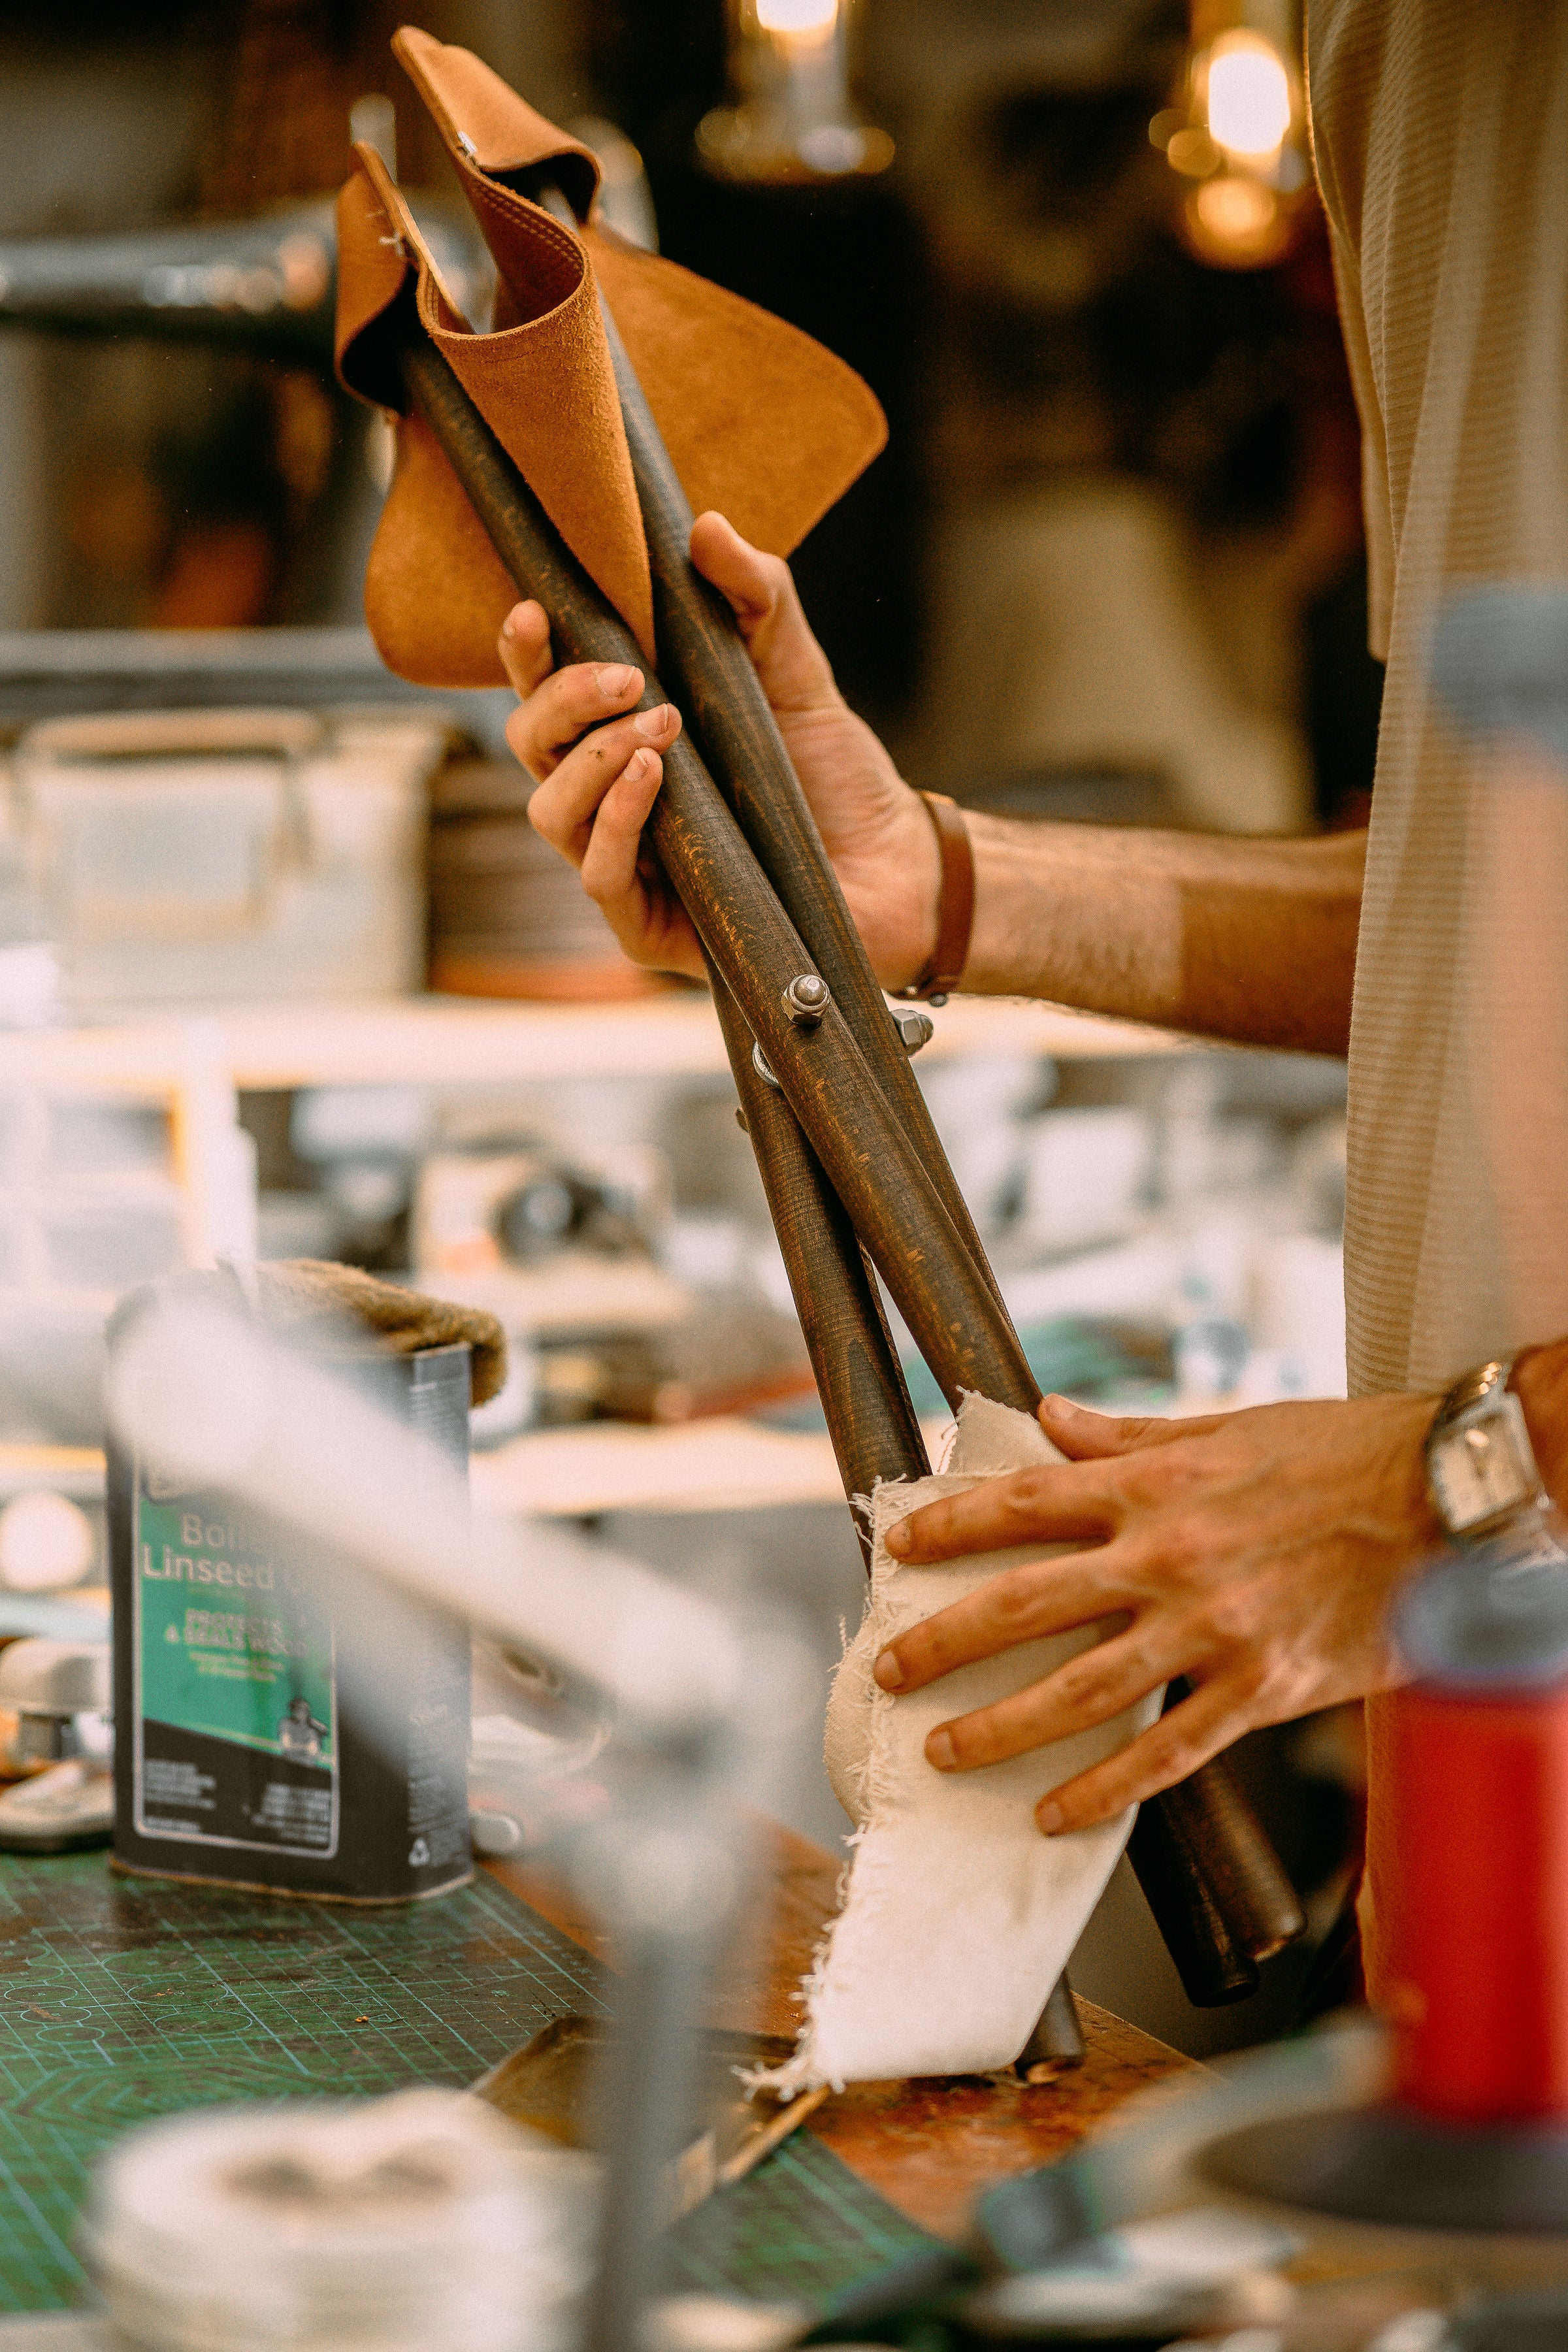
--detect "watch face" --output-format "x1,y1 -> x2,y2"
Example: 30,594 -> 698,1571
1430,1399 -> 1539,1535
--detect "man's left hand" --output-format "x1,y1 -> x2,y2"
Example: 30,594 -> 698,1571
875,1391 -> 1443,1833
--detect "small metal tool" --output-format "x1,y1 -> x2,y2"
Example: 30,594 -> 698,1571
475,2016 -> 828,2214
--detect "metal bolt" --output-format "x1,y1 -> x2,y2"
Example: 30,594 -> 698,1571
782,973 -> 829,1027
751,1043 -> 780,1090
891,1005 -> 935,1055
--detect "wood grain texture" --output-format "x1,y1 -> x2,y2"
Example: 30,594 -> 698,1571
484,1819 -> 1193,2242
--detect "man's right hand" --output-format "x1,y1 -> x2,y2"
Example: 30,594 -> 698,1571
499,510 -> 941,987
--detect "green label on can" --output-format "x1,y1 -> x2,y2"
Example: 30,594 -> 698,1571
132,1469 -> 339,1858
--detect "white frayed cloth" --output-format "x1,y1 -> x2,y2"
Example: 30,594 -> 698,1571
762,1395 -> 1159,2091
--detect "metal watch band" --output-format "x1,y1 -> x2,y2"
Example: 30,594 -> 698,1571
1424,1354 -> 1556,1548
896,792 -> 974,1005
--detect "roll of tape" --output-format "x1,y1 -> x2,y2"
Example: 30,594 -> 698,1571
82,2087 -> 596,2352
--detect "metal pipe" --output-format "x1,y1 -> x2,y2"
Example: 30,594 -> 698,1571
711,960 -> 930,1529
393,300 -> 1302,2012
400,331 -> 1033,1414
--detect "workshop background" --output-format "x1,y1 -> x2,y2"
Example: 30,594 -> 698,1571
0,0 -> 1372,2058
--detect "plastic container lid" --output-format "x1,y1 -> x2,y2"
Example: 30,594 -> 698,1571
1394,1535 -> 1568,1691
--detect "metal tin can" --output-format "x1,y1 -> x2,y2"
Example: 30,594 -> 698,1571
107,1278 -> 473,1903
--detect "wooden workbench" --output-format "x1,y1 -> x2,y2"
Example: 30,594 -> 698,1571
489,1823 -> 1568,2321
489,1815 -> 1194,2244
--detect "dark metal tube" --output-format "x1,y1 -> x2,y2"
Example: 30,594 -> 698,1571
1015,1969 -> 1085,2074
395,310 -> 1303,2004
592,292 -> 1016,1326
401,333 -> 1033,1413
1126,1803 -> 1261,2007
711,962 -> 930,1527
1147,1681 -> 1305,1964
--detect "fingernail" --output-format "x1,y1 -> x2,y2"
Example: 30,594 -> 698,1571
501,610 -> 520,638
1041,1393 -> 1077,1416
1036,1800 -> 1064,1835
885,1520 -> 911,1556
926,1729 -> 955,1771
598,663 -> 637,697
625,748 -> 651,780
634,702 -> 674,740
872,1648 -> 904,1691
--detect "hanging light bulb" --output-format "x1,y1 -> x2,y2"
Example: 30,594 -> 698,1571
1151,5 -> 1309,270
697,0 -> 892,184
1205,29 -> 1294,163
755,0 -> 839,36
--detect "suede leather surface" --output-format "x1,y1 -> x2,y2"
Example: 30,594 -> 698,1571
335,27 -> 888,688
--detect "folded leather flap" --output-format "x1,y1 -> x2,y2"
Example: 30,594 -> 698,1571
335,29 -> 888,689
337,139 -> 654,673
589,227 -> 888,577
393,25 -> 598,208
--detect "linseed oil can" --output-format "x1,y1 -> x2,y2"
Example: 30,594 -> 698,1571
107,1276 -> 474,1903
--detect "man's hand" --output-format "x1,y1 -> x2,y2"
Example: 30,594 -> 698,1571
875,1390 -> 1444,1833
499,511 -> 939,987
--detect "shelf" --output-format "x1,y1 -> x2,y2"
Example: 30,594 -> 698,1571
0,991 -> 1184,1096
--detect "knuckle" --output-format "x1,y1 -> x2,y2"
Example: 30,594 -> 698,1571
525,793 -> 562,849
504,712 -> 540,774
1198,1584 -> 1259,1646
1057,1652 -> 1121,1715
1149,1730 -> 1203,1788
1249,1647 -> 1306,1716
905,1503 -> 950,1552
995,1470 -> 1053,1529
988,1572 -> 1042,1636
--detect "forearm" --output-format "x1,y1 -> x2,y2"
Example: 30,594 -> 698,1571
962,817 -> 1366,1056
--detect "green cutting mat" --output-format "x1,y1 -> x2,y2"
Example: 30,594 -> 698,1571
0,1852 -> 936,2317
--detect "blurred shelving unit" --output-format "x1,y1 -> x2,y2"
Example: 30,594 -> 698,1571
0,990 -> 1182,1095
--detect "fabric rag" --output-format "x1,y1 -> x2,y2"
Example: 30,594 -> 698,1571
763,1394 -> 1159,2091
253,1259 -> 507,1407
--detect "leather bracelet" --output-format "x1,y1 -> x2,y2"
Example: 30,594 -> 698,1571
896,791 -> 974,1004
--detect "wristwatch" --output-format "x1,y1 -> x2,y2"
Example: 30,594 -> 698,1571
1424,1358 -> 1562,1551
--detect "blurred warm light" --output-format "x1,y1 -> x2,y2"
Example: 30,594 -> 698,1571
1167,125 -> 1221,177
1196,173 -> 1277,239
700,0 -> 888,181
1184,170 -> 1291,269
755,0 -> 838,35
1162,14 -> 1307,272
1204,29 -> 1293,161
